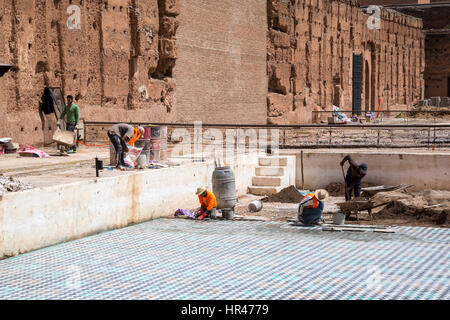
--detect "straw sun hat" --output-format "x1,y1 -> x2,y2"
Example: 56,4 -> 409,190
196,186 -> 207,195
314,189 -> 329,201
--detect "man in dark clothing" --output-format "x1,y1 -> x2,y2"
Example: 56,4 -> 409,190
107,123 -> 144,170
340,154 -> 368,201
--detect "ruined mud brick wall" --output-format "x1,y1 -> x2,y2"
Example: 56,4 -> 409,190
424,32 -> 450,98
173,0 -> 268,124
267,0 -> 425,124
0,0 -> 178,146
386,4 -> 450,98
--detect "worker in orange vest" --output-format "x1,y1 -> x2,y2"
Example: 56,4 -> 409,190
297,189 -> 329,225
195,186 -> 217,220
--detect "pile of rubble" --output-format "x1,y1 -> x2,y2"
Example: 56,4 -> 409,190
262,186 -> 304,203
372,190 -> 450,226
0,176 -> 32,196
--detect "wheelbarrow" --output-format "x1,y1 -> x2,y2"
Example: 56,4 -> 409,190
361,184 -> 413,198
337,199 -> 388,221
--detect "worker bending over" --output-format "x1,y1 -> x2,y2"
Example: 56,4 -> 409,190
340,154 -> 368,201
297,189 -> 329,225
107,123 -> 144,170
195,186 -> 217,220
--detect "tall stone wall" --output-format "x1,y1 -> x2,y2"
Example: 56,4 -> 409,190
0,0 -> 426,146
0,0 -> 178,146
384,4 -> 450,98
173,0 -> 267,124
267,0 -> 425,124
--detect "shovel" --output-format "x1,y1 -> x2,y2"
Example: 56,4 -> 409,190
341,163 -> 348,201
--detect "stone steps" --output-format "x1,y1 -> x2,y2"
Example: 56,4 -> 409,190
255,166 -> 285,176
252,175 -> 287,187
259,156 -> 288,167
248,185 -> 283,196
249,156 -> 291,196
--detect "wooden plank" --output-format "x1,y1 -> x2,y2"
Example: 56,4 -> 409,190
373,229 -> 396,233
322,226 -> 395,233
322,223 -> 387,229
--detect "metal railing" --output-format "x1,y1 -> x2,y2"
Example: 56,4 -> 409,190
311,109 -> 450,125
82,120 -> 450,149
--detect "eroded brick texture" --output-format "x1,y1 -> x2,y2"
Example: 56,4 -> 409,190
387,5 -> 450,98
267,0 -> 425,124
0,0 -> 178,145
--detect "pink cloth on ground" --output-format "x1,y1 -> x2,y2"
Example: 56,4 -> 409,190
19,145 -> 50,158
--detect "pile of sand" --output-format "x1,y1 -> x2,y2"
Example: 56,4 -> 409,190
262,186 -> 304,203
0,176 -> 32,196
326,182 -> 345,196
371,190 -> 450,225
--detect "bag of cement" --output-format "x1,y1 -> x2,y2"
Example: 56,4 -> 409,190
52,128 -> 76,147
124,147 -> 143,168
136,154 -> 147,169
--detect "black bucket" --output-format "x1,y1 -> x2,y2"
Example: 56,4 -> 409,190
96,159 -> 104,170
222,208 -> 234,220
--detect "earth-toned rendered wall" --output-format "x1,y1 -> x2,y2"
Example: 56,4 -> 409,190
266,0 -> 425,124
0,0 -> 425,145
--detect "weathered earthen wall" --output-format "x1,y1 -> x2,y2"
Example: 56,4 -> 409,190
267,0 -> 425,124
384,5 -> 450,98
0,0 -> 178,146
0,0 -> 427,146
173,0 -> 268,124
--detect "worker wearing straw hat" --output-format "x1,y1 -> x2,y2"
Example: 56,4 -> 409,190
195,186 -> 217,220
297,189 -> 329,225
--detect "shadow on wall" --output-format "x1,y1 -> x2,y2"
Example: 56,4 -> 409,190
0,63 -> 12,77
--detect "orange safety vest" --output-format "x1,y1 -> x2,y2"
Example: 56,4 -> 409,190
304,193 -> 319,209
128,127 -> 142,146
198,191 -> 217,211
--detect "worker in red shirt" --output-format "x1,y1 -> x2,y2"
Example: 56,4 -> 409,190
195,186 -> 217,220
297,189 -> 329,225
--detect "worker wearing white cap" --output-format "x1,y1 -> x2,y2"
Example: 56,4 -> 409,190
107,123 -> 145,170
297,189 -> 329,225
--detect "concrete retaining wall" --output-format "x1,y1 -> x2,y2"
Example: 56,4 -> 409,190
0,153 -> 258,258
287,151 -> 450,191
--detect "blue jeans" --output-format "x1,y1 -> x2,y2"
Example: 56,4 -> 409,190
300,201 -> 324,224
108,131 -> 125,167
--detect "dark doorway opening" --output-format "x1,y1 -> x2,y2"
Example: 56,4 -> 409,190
365,60 -> 370,112
352,54 -> 362,115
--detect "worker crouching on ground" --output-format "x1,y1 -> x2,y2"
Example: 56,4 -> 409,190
340,154 -> 368,201
195,186 -> 217,220
107,123 -> 144,170
297,189 -> 329,225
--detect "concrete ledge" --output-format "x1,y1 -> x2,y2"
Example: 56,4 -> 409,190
0,153 -> 258,258
284,150 -> 450,191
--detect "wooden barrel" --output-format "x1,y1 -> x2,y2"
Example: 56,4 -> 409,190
150,126 -> 161,161
143,126 -> 151,139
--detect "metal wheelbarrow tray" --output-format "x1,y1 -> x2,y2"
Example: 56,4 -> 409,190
360,184 -> 403,197
337,199 -> 387,220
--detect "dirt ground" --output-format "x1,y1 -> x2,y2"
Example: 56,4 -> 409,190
236,193 -> 450,228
